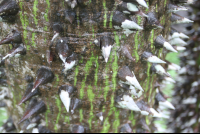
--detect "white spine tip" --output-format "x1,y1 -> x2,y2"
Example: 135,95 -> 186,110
148,56 -> 166,64
159,101 -> 175,110
31,88 -> 35,92
164,42 -> 178,53
150,108 -> 161,118
99,116 -> 103,122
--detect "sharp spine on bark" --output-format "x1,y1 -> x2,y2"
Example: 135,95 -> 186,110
58,84 -> 77,113
64,52 -> 77,73
120,123 -> 133,133
169,28 -> 189,40
169,37 -> 187,46
122,0 -> 149,8
173,46 -> 186,51
70,98 -> 81,114
136,100 -> 162,118
55,39 -> 77,73
112,11 -> 143,30
161,76 -> 176,84
119,82 -> 140,98
100,36 -> 114,63
118,2 -> 148,17
118,66 -> 143,91
145,12 -> 163,29
154,35 -> 178,53
121,45 -> 136,62
151,63 -> 171,77
31,66 -> 54,92
165,60 -> 181,71
18,100 -> 46,124
18,83 -> 41,105
115,94 -> 141,111
156,89 -> 175,110
171,13 -> 194,24
167,3 -> 188,13
0,30 -> 22,45
141,51 -> 166,64
1,44 -> 26,62
96,112 -> 104,122
52,23 -> 63,42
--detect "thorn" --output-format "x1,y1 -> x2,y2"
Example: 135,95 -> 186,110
18,100 -> 46,124
58,85 -> 77,113
18,83 -> 41,105
171,13 -> 194,24
169,38 -> 187,46
100,36 -> 114,63
117,94 -> 141,111
32,66 -> 54,93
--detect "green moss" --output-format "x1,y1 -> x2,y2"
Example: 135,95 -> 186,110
113,110 -> 120,133
74,66 -> 79,86
164,0 -> 168,7
44,0 -> 50,22
88,114 -> 94,129
87,85 -> 95,103
54,95 -> 62,131
148,74 -> 155,103
101,117 -> 110,133
79,109 -> 83,122
151,30 -> 155,49
103,0 -> 107,28
94,56 -> 99,90
31,33 -> 36,47
156,4 -> 158,12
145,63 -> 151,93
80,53 -> 95,99
33,0 -> 39,25
134,31 -> 140,62
146,116 -> 150,125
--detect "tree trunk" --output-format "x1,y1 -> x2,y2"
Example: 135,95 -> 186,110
0,0 -> 171,133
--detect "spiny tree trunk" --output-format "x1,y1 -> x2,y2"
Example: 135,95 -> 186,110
0,0 -> 171,133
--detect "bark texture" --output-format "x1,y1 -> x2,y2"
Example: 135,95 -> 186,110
0,0 -> 171,133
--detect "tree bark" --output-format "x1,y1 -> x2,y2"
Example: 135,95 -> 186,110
0,0 -> 171,133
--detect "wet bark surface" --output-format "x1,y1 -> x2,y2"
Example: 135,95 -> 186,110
0,0 -> 171,133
